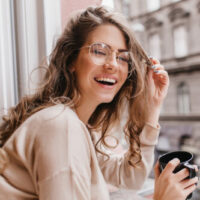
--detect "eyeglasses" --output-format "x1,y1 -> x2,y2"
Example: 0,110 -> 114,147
82,42 -> 134,73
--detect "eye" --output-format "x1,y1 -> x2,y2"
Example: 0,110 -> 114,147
90,43 -> 109,57
92,49 -> 106,56
117,55 -> 130,64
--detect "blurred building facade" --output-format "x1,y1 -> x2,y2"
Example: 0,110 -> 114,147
115,0 -> 200,155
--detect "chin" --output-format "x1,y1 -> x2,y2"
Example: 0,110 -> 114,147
98,96 -> 115,104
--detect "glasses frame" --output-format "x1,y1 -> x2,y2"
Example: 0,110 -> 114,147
81,42 -> 134,75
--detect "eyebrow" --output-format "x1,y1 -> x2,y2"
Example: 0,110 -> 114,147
118,49 -> 129,52
105,43 -> 129,52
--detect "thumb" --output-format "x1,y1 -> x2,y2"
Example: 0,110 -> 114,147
154,161 -> 161,179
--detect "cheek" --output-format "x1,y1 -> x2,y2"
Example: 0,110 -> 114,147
121,67 -> 129,82
75,64 -> 94,86
74,57 -> 90,75
78,56 -> 94,73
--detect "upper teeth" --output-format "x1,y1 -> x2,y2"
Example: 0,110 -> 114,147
96,78 -> 116,83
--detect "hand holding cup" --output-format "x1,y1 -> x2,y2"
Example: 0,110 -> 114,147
153,151 -> 198,200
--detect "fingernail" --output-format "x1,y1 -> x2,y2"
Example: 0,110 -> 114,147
151,65 -> 156,69
154,70 -> 159,73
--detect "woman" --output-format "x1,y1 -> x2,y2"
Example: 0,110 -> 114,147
0,6 -> 198,200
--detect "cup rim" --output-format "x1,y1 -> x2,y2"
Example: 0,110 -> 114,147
159,150 -> 193,164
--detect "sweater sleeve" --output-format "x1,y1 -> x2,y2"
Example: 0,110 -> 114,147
96,123 -> 160,190
33,111 -> 91,200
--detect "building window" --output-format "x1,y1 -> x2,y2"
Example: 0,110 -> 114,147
173,25 -> 188,58
148,33 -> 161,60
177,82 -> 190,114
147,0 -> 160,12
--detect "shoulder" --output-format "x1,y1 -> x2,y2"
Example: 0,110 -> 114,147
34,104 -> 77,121
19,104 -> 85,141
31,105 -> 91,156
26,104 -> 79,128
23,104 -> 89,149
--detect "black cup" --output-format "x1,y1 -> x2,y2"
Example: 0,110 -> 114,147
159,151 -> 196,200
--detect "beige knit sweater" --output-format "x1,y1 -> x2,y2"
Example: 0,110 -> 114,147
0,104 -> 160,200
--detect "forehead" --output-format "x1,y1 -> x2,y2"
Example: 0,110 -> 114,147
85,24 -> 127,50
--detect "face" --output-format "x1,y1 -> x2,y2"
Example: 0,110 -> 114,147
72,24 -> 129,107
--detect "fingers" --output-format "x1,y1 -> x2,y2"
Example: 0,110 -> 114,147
175,168 -> 190,182
150,65 -> 169,84
148,57 -> 165,73
175,165 -> 199,182
181,176 -> 199,189
151,65 -> 166,77
162,158 -> 180,175
151,64 -> 164,71
149,57 -> 160,65
148,56 -> 162,71
183,183 -> 198,197
148,60 -> 168,81
154,70 -> 168,80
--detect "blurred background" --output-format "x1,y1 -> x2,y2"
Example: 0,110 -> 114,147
110,0 -> 200,199
109,0 -> 200,167
1,0 -> 200,198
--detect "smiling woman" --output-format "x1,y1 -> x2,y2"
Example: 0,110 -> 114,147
0,5 -> 197,200
71,24 -> 129,109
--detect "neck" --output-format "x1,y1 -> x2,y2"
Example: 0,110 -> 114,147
75,98 -> 98,125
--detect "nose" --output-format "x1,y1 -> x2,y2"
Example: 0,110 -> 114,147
104,53 -> 118,72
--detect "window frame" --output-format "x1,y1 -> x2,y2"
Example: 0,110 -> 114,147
177,82 -> 191,114
173,24 -> 188,58
0,0 -> 18,115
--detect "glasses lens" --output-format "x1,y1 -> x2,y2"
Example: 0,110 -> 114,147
118,52 -> 134,73
89,43 -> 108,65
117,52 -> 131,67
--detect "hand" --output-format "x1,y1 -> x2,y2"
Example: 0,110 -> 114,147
147,58 -> 169,108
145,58 -> 169,126
153,159 -> 198,200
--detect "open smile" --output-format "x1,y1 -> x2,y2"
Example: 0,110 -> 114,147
94,77 -> 117,86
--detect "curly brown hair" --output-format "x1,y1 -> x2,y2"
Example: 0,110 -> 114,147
0,6 -> 152,166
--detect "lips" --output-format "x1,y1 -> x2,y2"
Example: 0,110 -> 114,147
94,77 -> 117,86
